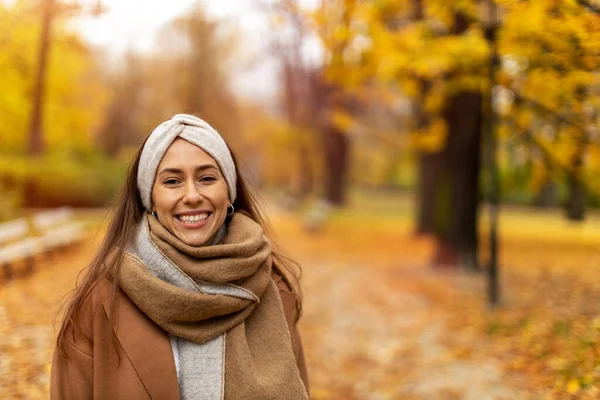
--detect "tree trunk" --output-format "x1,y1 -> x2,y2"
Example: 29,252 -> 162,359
432,91 -> 483,271
565,137 -> 586,221
322,125 -> 350,205
414,77 -> 436,235
313,72 -> 351,207
416,152 -> 438,235
28,0 -> 54,156
282,62 -> 316,199
535,179 -> 559,208
565,172 -> 585,221
317,0 -> 355,207
417,11 -> 483,270
412,0 -> 436,235
297,144 -> 314,197
24,0 -> 55,207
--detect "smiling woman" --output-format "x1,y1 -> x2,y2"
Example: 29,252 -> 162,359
152,139 -> 231,247
51,114 -> 309,399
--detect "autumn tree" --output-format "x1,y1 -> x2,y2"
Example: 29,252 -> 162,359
97,52 -> 145,156
311,0 -> 600,268
0,0 -> 107,155
312,0 -> 488,268
154,7 -> 241,141
0,1 -> 112,208
264,0 -> 323,199
310,0 -> 364,206
495,0 -> 600,221
96,6 -> 242,156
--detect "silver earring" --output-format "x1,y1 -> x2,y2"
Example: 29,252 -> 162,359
151,211 -> 157,219
227,204 -> 234,216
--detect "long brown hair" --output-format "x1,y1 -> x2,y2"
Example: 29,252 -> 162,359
56,135 -> 303,357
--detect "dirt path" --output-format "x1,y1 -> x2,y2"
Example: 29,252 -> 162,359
299,259 -> 527,400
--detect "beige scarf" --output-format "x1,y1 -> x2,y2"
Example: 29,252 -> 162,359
119,212 -> 308,399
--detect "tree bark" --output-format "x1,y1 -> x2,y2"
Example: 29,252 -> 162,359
414,10 -> 483,270
24,0 -> 55,207
432,91 -> 483,271
565,129 -> 586,221
416,152 -> 438,235
282,61 -> 316,199
322,122 -> 350,205
535,179 -> 559,208
412,0 -> 436,235
316,0 -> 356,207
28,0 -> 54,156
565,172 -> 585,220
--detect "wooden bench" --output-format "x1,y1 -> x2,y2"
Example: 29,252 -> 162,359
32,207 -> 85,251
0,218 -> 39,278
0,207 -> 86,279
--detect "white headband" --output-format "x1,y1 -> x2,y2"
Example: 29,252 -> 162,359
137,114 -> 237,211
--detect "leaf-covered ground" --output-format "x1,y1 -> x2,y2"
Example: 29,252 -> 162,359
273,192 -> 600,399
1,193 -> 599,399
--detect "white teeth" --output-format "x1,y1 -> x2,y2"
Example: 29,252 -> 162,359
178,213 -> 209,223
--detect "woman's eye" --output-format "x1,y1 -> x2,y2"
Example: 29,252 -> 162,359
164,179 -> 180,185
199,176 -> 217,183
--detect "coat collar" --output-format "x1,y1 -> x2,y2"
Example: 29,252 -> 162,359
103,291 -> 180,399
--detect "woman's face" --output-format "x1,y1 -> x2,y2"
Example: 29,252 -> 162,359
151,138 -> 230,247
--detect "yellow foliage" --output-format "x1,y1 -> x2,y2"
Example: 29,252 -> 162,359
0,3 -> 108,155
566,379 -> 581,395
515,109 -> 535,131
411,118 -> 448,152
330,108 -> 355,133
497,124 -> 512,140
309,0 -> 600,193
424,82 -> 446,114
528,159 -> 548,193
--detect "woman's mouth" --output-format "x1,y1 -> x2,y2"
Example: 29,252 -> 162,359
175,212 -> 211,228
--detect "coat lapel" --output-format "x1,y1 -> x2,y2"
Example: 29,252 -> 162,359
103,292 -> 180,399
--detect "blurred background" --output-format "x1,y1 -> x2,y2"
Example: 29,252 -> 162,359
1,0 -> 600,398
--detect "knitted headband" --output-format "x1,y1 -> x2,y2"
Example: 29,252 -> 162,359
137,114 -> 237,211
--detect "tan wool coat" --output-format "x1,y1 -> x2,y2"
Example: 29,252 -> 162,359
51,271 -> 309,399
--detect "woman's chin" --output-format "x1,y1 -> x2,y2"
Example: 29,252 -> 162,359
178,233 -> 210,247
169,219 -> 213,247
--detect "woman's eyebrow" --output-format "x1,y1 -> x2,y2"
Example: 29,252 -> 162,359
157,164 -> 219,175
196,164 -> 219,172
157,167 -> 183,175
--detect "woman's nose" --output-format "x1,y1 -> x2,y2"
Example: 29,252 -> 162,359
182,181 -> 203,204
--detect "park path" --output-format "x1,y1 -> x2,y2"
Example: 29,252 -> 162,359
298,256 -> 527,400
0,213 -> 530,399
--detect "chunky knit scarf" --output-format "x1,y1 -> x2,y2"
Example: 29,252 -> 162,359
119,212 -> 308,400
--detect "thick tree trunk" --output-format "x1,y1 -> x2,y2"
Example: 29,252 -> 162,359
432,91 -> 483,271
314,72 -> 351,207
565,141 -> 586,221
418,11 -> 483,270
413,76 -> 438,235
535,179 -> 559,208
297,144 -> 314,197
282,61 -> 317,199
416,152 -> 439,235
322,126 -> 350,205
412,0 -> 435,235
565,172 -> 585,221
